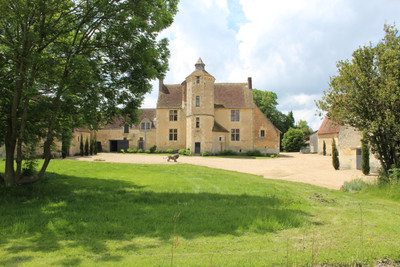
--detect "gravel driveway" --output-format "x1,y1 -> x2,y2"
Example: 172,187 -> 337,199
72,152 -> 376,190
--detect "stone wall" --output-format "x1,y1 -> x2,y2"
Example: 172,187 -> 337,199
252,107 -> 280,154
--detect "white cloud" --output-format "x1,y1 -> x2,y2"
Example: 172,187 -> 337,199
144,0 -> 400,130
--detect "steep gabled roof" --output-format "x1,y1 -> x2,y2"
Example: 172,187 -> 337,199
214,83 -> 253,108
157,84 -> 183,108
102,108 -> 156,129
317,116 -> 341,135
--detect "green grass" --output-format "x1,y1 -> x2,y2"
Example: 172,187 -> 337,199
1,160 -> 400,266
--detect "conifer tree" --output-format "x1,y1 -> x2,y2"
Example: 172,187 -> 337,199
89,137 -> 94,155
323,141 -> 326,156
332,138 -> 340,170
84,138 -> 89,156
361,135 -> 370,175
80,135 -> 84,156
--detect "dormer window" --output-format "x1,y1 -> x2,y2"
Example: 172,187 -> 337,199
124,125 -> 129,133
196,76 -> 200,84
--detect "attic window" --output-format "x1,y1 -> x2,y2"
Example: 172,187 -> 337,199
196,76 -> 200,84
124,125 -> 129,133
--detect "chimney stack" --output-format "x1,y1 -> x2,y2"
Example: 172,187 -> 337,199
159,78 -> 164,91
247,77 -> 252,89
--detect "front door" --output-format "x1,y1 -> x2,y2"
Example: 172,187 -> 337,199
138,137 -> 144,150
195,142 -> 201,154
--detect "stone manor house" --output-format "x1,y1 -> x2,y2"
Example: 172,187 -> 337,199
92,58 -> 280,155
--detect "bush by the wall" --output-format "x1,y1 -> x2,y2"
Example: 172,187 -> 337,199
178,149 -> 186,155
145,149 -> 151,153
184,149 -> 191,156
137,149 -> 143,153
201,152 -> 212,156
218,150 -> 237,156
149,145 -> 157,153
246,150 -> 263,157
166,149 -> 174,154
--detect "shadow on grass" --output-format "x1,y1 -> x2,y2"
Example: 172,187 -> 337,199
0,172 -> 311,257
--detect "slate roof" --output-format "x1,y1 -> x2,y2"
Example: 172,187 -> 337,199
157,83 -> 253,109
317,116 -> 341,135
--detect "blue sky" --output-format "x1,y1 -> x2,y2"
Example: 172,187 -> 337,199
143,0 -> 400,130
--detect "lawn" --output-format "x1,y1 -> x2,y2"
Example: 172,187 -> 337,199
0,159 -> 400,266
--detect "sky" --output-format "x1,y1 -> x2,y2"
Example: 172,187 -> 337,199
142,0 -> 400,130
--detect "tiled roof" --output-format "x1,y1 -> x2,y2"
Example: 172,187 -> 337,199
157,82 -> 253,109
317,116 -> 341,135
214,83 -> 252,108
157,84 -> 183,108
102,109 -> 156,129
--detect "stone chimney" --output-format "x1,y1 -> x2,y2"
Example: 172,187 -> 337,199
248,77 -> 252,89
159,78 -> 163,91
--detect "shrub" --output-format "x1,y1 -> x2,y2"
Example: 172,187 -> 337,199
246,150 -> 263,157
166,149 -> 174,154
361,136 -> 370,175
184,149 -> 191,156
342,179 -> 368,192
120,149 -> 126,153
178,149 -> 186,155
127,148 -> 135,153
219,150 -> 237,156
332,138 -> 339,170
137,149 -> 143,153
323,141 -> 326,156
145,149 -> 151,153
155,150 -> 161,153
149,145 -> 157,153
201,152 -> 212,156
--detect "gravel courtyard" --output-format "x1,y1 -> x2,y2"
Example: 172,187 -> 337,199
72,152 -> 376,190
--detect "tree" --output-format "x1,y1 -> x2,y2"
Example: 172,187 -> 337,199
0,0 -> 178,185
84,138 -> 89,156
361,135 -> 370,175
253,89 -> 294,134
323,141 -> 326,156
80,135 -> 84,157
317,25 -> 400,175
281,128 -> 305,152
332,138 -> 339,170
89,137 -> 94,156
297,120 -> 313,136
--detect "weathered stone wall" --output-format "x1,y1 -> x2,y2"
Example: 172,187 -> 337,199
156,108 -> 186,151
309,132 -> 318,153
318,133 -> 338,156
214,108 -> 254,152
252,106 -> 280,154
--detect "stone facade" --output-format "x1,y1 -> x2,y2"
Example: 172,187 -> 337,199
97,58 -> 280,154
317,116 -> 380,170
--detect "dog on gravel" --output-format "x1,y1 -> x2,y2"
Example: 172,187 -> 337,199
167,153 -> 179,162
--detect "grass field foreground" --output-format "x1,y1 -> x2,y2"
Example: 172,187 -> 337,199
0,159 -> 400,266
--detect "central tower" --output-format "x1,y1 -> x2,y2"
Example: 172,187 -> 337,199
185,58 -> 215,154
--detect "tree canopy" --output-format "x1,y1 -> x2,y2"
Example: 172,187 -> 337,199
317,24 -> 400,174
0,0 -> 178,185
281,128 -> 305,152
253,89 -> 294,134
